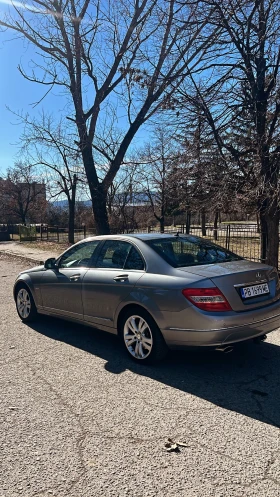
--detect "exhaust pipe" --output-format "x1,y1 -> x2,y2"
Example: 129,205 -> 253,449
215,345 -> 234,354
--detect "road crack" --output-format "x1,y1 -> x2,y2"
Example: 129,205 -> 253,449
26,362 -> 89,497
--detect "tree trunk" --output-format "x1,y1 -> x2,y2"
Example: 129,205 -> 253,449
256,212 -> 260,233
91,189 -> 110,235
81,144 -> 110,235
186,210 -> 191,234
201,208 -> 206,236
121,205 -> 128,233
259,214 -> 267,263
266,212 -> 279,269
68,174 -> 77,244
19,202 -> 26,224
259,200 -> 279,268
68,200 -> 75,244
160,217 -> 164,233
213,210 -> 219,241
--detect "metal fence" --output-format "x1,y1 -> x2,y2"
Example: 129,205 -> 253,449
185,224 -> 262,263
0,222 -> 266,263
112,224 -> 263,263
0,224 -> 95,243
37,225 -> 89,243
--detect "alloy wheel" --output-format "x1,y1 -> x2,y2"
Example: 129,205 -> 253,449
17,288 -> 32,319
123,315 -> 153,360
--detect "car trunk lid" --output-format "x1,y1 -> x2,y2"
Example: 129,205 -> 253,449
177,260 -> 280,311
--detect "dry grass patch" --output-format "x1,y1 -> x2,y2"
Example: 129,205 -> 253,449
21,241 -> 70,253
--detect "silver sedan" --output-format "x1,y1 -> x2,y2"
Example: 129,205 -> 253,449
14,234 -> 280,363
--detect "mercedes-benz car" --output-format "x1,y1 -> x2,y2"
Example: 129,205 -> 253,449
14,233 -> 280,363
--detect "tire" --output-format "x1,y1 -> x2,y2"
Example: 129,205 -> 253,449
15,284 -> 38,322
120,307 -> 168,364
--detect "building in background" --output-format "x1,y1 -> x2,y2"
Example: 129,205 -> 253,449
0,177 -> 47,224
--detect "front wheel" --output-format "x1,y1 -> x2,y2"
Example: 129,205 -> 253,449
120,308 -> 168,364
16,285 -> 38,322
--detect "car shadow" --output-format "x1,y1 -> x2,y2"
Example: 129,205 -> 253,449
27,317 -> 280,428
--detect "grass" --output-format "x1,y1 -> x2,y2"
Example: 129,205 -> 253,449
205,234 -> 261,261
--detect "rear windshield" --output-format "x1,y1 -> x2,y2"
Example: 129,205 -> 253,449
145,236 -> 243,268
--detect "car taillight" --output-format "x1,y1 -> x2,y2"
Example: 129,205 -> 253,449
182,287 -> 232,312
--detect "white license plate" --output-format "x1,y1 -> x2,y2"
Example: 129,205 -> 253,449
241,283 -> 269,299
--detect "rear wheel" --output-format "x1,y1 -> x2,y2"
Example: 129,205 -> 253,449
120,308 -> 168,364
16,285 -> 38,322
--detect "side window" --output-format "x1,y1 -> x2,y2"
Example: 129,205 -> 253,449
124,246 -> 145,270
96,241 -> 131,269
59,241 -> 100,268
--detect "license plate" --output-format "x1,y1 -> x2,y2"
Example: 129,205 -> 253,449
241,283 -> 269,299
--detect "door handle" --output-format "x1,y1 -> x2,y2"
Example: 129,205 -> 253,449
113,274 -> 129,282
70,274 -> 81,281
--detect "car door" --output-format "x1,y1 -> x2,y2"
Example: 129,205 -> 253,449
40,240 -> 100,319
82,240 -> 145,328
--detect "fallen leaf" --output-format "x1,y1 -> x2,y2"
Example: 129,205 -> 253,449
165,440 -> 180,452
165,438 -> 188,452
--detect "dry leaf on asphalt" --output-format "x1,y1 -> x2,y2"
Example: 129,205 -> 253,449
177,441 -> 189,447
165,438 -> 188,453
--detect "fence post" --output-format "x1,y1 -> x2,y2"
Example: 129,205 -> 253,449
83,224 -> 86,238
46,225 -> 49,241
260,231 -> 267,263
57,226 -> 59,243
225,225 -> 227,248
226,224 -> 231,250
226,225 -> 228,249
148,226 -> 151,233
40,224 -> 43,241
186,211 -> 191,234
213,211 -> 219,241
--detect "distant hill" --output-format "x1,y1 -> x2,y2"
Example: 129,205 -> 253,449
51,192 -> 155,209
52,199 -> 91,209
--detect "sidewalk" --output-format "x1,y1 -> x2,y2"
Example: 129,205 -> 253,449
0,241 -> 60,264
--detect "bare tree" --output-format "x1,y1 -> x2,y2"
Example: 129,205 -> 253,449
18,112 -> 83,243
0,0 -> 218,234
134,127 -> 180,232
177,0 -> 280,266
106,162 -> 141,232
175,105 -> 233,235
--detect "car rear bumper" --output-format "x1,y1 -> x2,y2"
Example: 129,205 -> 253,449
160,306 -> 280,349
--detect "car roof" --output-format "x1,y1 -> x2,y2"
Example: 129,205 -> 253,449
84,233 -> 183,242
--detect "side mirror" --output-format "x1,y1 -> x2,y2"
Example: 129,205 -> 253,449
44,257 -> 57,270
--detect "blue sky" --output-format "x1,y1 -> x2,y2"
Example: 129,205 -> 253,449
0,16 -> 149,177
0,27 -> 71,174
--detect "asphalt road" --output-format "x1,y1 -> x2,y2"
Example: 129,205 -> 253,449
1,253 -> 280,497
